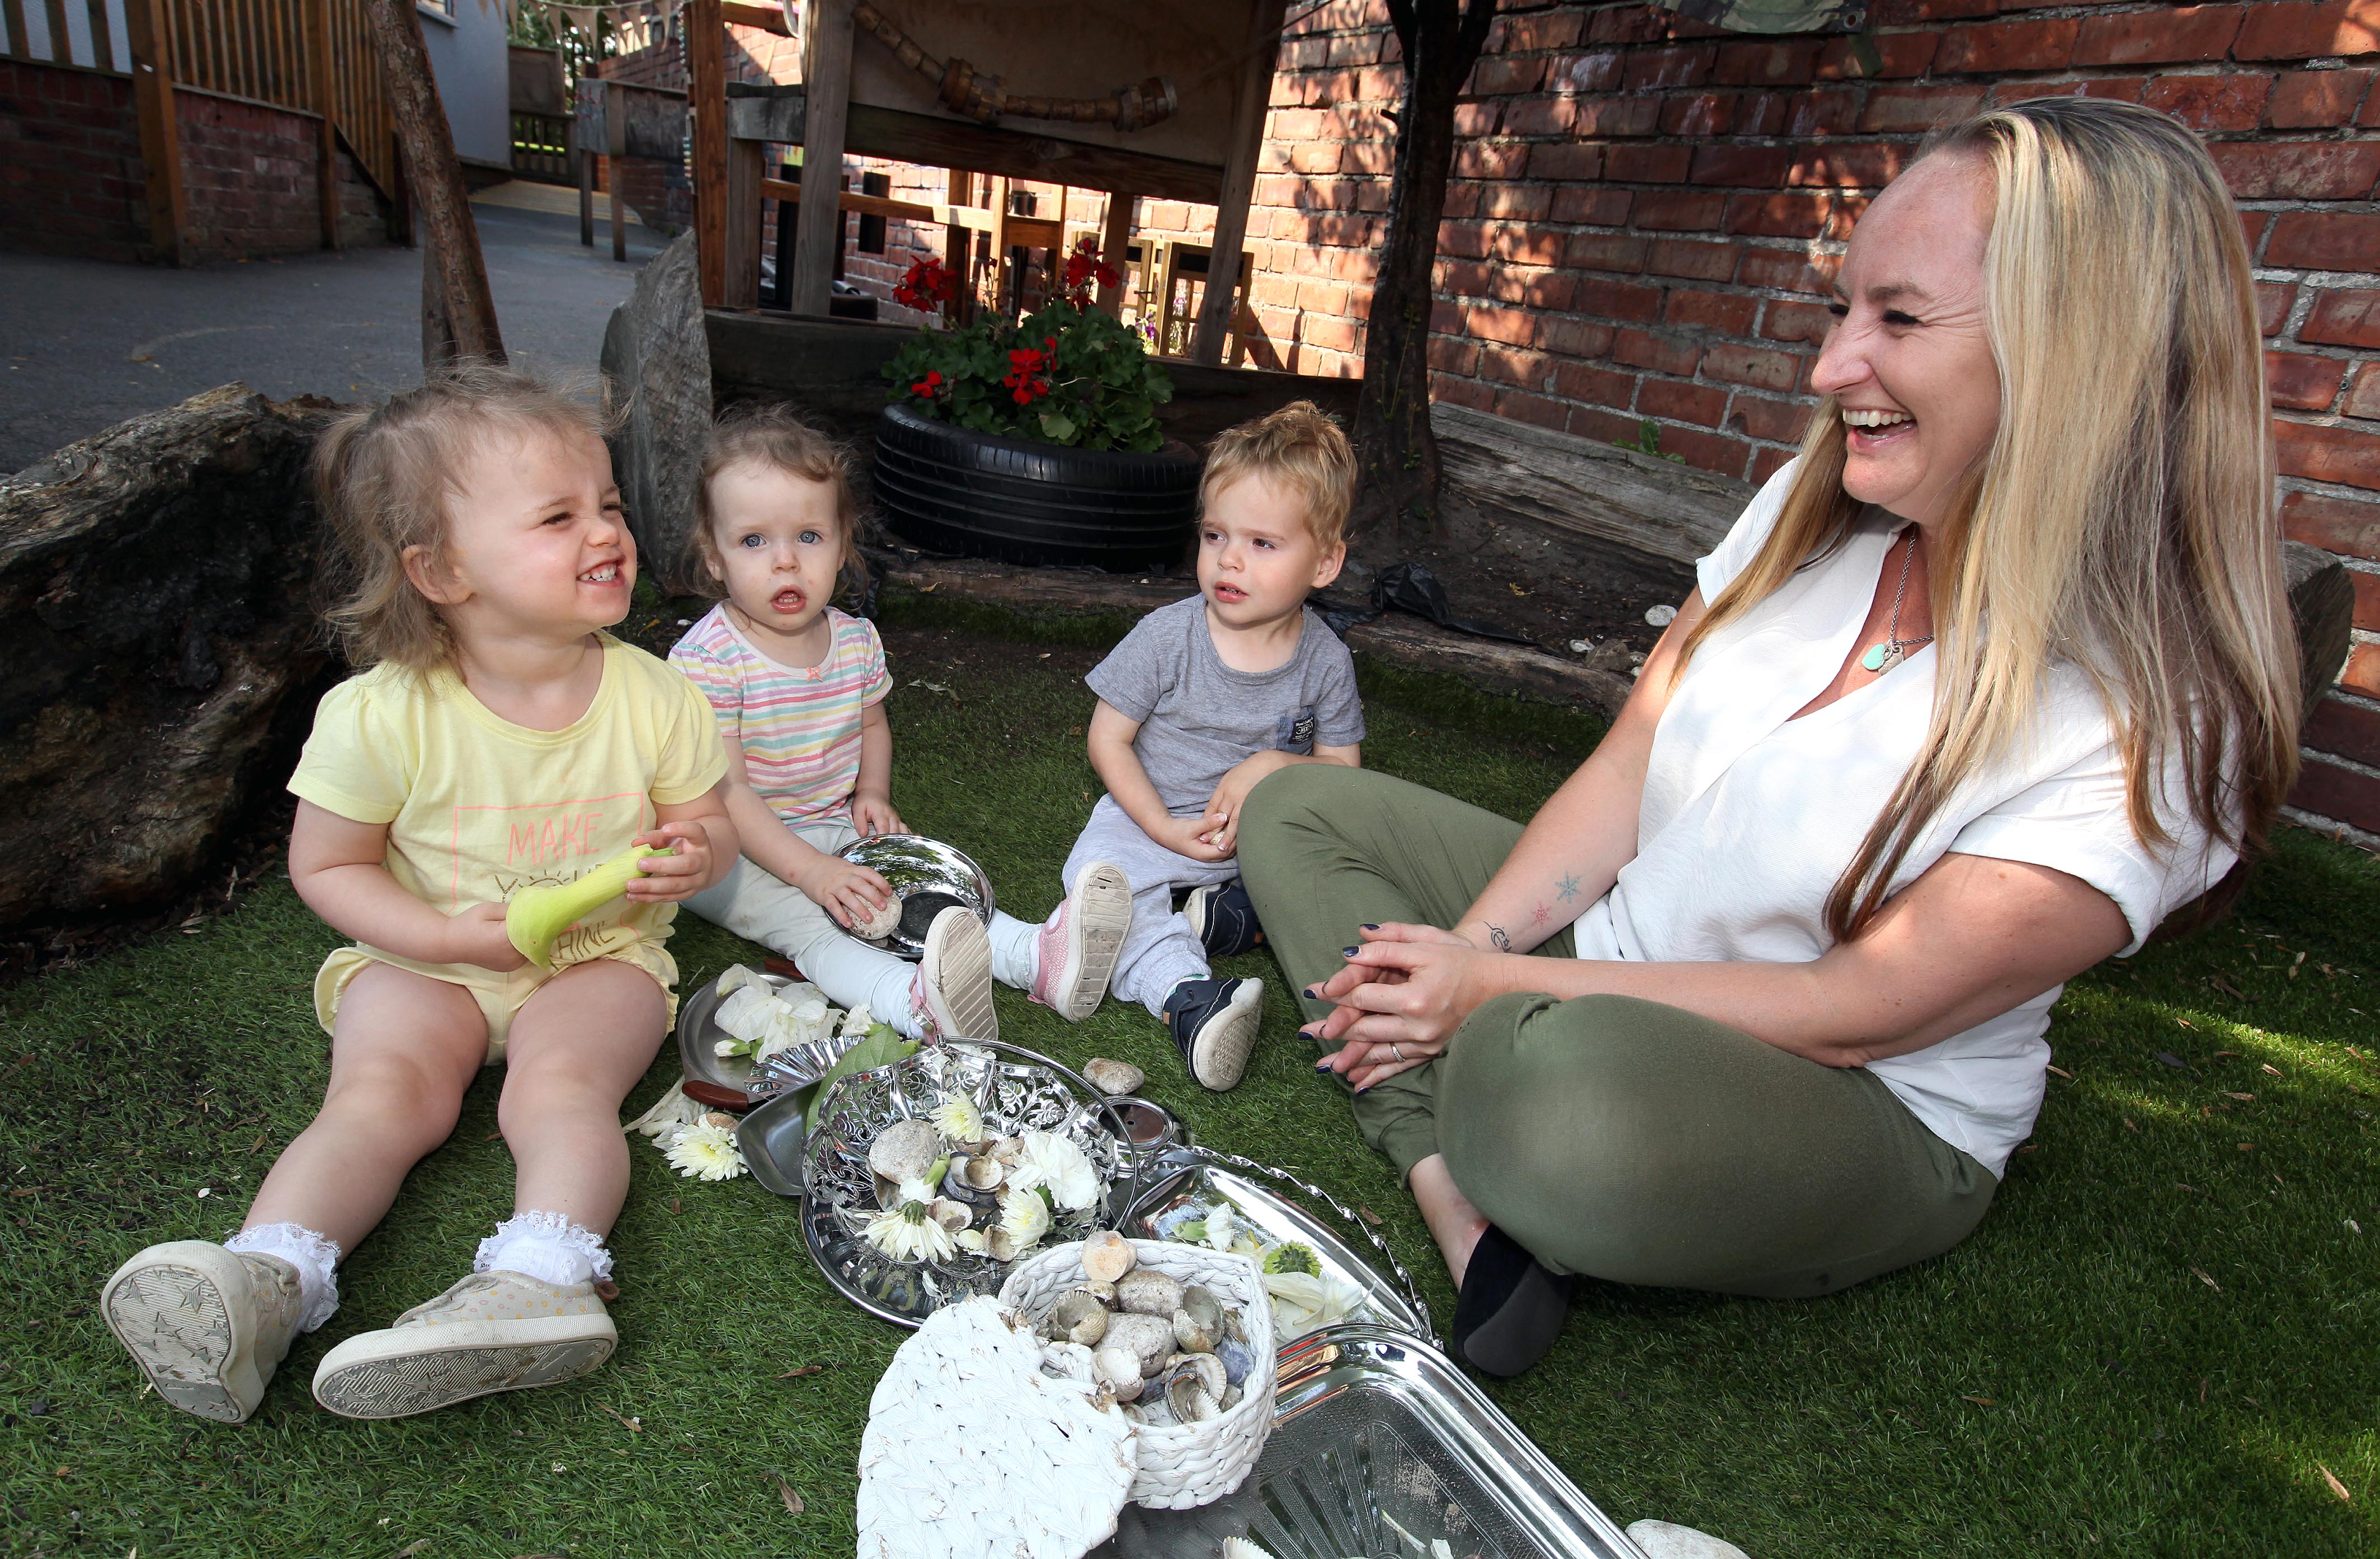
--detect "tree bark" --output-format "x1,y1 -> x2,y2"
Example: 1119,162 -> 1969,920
366,0 -> 505,367
1351,0 -> 1497,543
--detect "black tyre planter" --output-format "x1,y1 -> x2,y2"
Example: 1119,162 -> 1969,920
871,401 -> 1201,571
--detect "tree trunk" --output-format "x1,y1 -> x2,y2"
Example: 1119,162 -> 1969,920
1352,0 -> 1497,544
366,0 -> 505,368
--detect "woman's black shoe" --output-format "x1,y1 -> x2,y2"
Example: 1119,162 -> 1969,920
1450,1224 -> 1576,1378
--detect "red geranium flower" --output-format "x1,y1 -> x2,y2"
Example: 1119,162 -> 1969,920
911,369 -> 943,398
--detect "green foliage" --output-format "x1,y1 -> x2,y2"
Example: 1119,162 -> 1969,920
883,299 -> 1175,454
1263,1242 -> 1323,1277
1614,417 -> 1688,463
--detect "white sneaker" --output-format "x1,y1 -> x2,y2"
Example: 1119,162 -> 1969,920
102,1240 -> 301,1425
1029,863 -> 1131,1022
311,1269 -> 615,1420
910,904 -> 997,1042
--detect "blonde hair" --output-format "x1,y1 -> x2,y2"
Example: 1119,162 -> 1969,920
1202,400 -> 1355,549
689,403 -> 865,600
1675,97 -> 2299,941
315,360 -> 616,671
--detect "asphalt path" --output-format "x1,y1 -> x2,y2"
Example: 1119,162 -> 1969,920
0,197 -> 668,473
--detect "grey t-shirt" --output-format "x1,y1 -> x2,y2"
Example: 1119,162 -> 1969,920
1086,595 -> 1366,814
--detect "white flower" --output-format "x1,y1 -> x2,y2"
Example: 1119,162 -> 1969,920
998,1187 -> 1052,1251
1201,1201 -> 1237,1252
865,1200 -> 957,1263
623,1080 -> 705,1139
755,997 -> 833,1062
664,1122 -> 746,1181
841,1003 -> 875,1037
893,1175 -> 937,1209
1007,1130 -> 1098,1212
1263,1270 -> 1364,1340
715,983 -> 793,1043
930,1091 -> 985,1144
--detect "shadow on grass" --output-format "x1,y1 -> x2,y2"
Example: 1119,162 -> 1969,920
0,599 -> 2372,1556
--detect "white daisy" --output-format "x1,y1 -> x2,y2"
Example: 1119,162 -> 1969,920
663,1122 -> 746,1181
1007,1131 -> 1099,1212
865,1200 -> 958,1263
997,1187 -> 1052,1252
930,1091 -> 986,1145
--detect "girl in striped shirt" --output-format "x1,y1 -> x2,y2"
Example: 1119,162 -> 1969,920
671,407 -> 1129,1040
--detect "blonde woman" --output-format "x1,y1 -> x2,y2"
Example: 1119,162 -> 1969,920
1239,98 -> 2301,1379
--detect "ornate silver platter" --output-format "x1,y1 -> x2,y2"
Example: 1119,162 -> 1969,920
1125,1143 -> 1435,1346
675,966 -> 858,1107
1096,1326 -> 1647,1559
836,832 -> 996,959
801,1040 -> 1137,1327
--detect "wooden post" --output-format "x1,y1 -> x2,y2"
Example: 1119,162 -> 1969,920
942,167 -> 967,325
365,0 -> 504,365
608,81 -> 628,263
689,0 -> 727,306
123,0 -> 186,267
1096,192 -> 1133,316
789,0 -> 853,316
578,62 -> 596,247
1191,0 -> 1285,364
725,136 -> 764,307
312,0 -> 341,250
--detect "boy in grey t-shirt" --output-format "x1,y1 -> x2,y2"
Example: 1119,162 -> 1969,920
1070,402 -> 1365,1090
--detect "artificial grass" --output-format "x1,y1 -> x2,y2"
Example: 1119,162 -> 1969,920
1,605 -> 2375,1558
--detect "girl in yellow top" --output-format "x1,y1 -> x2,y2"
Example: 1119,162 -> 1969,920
100,365 -> 737,1426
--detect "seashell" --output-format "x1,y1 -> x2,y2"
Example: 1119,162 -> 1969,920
926,1197 -> 973,1233
1115,1268 -> 1184,1318
987,1136 -> 1027,1165
1040,1340 -> 1096,1382
1163,1351 -> 1226,1401
1171,1285 -> 1222,1353
1165,1370 -> 1219,1425
1219,1384 -> 1242,1412
1045,1290 -> 1110,1348
1215,1336 -> 1256,1388
1101,1311 -> 1176,1377
1080,1230 -> 1137,1284
958,1154 -> 1005,1193
868,1118 -> 946,1185
984,1227 -> 1020,1263
1067,1279 -> 1118,1308
700,1111 -> 738,1129
1092,1345 -> 1144,1401
1082,1058 -> 1144,1096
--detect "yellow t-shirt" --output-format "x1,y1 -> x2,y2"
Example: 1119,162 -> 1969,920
288,634 -> 729,972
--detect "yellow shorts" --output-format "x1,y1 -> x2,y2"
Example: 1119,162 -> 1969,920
313,942 -> 680,1065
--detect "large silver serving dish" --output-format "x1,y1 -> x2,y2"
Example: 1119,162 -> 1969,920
835,832 -> 996,959
1125,1143 -> 1435,1345
675,967 -> 858,1108
1097,1326 -> 1648,1558
801,1040 -> 1136,1327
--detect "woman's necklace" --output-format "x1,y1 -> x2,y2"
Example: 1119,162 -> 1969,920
1860,531 -> 1934,673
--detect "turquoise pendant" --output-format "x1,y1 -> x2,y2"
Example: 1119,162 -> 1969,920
1861,643 -> 1893,672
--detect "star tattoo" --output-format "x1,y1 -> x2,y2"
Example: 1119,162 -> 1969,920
1555,873 -> 1581,902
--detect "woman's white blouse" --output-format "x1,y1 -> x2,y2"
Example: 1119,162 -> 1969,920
1567,460 -> 2233,1178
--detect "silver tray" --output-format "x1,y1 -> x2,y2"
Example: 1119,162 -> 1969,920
1125,1143 -> 1436,1346
800,1040 -> 1138,1327
1096,1326 -> 1647,1559
675,967 -> 859,1108
836,832 -> 996,959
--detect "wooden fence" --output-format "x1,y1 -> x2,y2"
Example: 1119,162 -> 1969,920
2,0 -> 398,224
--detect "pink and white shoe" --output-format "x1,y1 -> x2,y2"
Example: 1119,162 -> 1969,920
909,904 -> 996,1042
1029,863 -> 1131,1022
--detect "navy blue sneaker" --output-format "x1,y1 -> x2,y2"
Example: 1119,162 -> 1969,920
1183,878 -> 1265,958
1162,977 -> 1266,1091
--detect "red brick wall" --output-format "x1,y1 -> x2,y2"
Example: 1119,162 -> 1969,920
0,60 -> 152,264
0,60 -> 389,265
1234,0 -> 2380,845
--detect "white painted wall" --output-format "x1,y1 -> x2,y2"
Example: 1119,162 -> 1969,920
416,0 -> 513,169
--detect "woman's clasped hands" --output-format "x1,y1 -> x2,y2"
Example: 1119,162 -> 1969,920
1305,922 -> 1500,1092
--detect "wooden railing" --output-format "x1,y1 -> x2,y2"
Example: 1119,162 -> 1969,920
3,0 -> 398,210
512,109 -> 573,183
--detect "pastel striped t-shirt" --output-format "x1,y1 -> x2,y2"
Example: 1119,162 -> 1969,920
668,604 -> 893,825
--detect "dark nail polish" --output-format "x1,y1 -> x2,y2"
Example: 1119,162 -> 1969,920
1353,1085 -> 1371,1095
1313,1058 -> 1331,1070
1361,923 -> 1379,931
1341,945 -> 1360,958
1302,987 -> 1319,1000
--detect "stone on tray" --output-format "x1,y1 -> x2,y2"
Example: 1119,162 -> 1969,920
1082,1058 -> 1145,1097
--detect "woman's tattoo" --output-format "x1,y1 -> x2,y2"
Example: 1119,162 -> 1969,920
1556,872 -> 1582,902
1486,923 -> 1511,952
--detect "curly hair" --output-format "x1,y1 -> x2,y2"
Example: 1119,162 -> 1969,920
687,403 -> 866,600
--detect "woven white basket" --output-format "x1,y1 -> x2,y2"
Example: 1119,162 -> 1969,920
1000,1237 -> 1276,1510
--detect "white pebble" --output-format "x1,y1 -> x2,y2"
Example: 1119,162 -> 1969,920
1644,603 -> 1679,627
1568,639 -> 1590,654
853,895 -> 902,940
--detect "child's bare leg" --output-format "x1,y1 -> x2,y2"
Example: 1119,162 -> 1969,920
496,958 -> 669,1237
244,961 -> 488,1251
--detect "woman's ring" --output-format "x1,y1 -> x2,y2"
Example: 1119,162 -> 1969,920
1390,1044 -> 1406,1062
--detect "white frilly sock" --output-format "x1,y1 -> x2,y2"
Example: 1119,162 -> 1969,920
473,1210 -> 615,1288
224,1221 -> 343,1332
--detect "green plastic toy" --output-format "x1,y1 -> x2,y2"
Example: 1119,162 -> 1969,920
504,842 -> 662,969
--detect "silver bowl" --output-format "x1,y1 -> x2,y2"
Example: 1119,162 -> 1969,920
836,833 -> 996,960
800,1040 -> 1136,1328
676,967 -> 859,1108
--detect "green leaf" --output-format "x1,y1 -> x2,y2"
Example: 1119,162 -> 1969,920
803,1027 -> 920,1133
1038,408 -> 1078,442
